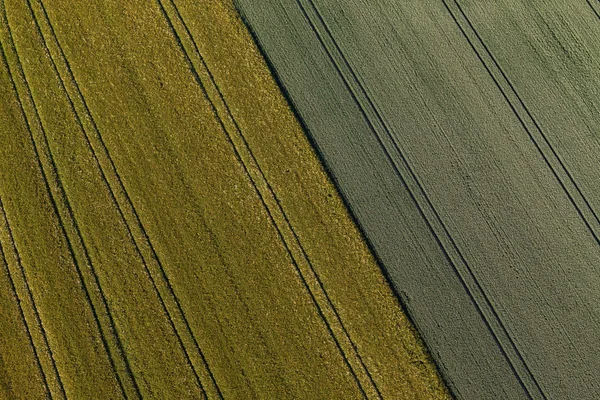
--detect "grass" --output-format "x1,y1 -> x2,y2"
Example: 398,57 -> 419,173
0,0 -> 450,398
235,0 -> 600,398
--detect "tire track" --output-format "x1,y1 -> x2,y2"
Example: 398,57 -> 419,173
443,0 -> 600,392
294,0 -> 546,398
586,0 -> 600,21
444,0 -> 600,262
157,1 -> 380,397
235,8 -> 457,398
28,1 -> 216,397
0,3 -> 134,397
0,197 -> 54,399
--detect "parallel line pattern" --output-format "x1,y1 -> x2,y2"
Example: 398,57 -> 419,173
0,197 -> 55,398
30,0 -> 218,397
294,0 -> 545,398
445,0 -> 600,265
444,0 -> 600,393
0,2 -> 132,397
156,0 -> 381,397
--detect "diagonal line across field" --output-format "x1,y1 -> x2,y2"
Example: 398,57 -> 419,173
293,0 -> 547,398
155,0 -> 383,398
586,0 -> 600,21
0,5 -> 131,397
0,197 -> 56,399
26,0 -> 221,397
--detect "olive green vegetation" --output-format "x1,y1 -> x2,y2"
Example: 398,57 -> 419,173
236,0 -> 600,398
0,0 -> 450,398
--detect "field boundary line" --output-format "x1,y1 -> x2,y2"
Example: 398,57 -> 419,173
29,1 -> 219,397
156,1 -> 382,397
294,0 -> 548,398
235,6 -> 460,396
0,2 -> 135,397
0,197 -> 55,398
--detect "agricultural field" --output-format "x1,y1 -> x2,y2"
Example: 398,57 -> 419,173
237,0 -> 600,399
0,0 -> 449,399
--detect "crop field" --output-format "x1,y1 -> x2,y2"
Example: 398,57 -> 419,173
237,0 -> 600,399
0,0 -> 449,399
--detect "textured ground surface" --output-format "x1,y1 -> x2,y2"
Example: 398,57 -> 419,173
236,0 -> 600,399
0,0 -> 449,399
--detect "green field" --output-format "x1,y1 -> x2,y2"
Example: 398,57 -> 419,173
236,0 -> 600,398
0,0 -> 449,398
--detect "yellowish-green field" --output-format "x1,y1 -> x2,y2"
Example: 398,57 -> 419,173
0,0 -> 449,398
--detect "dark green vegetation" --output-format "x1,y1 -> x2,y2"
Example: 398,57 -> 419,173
235,0 -> 600,399
0,0 -> 449,398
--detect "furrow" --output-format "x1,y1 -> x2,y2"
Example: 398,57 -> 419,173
295,0 -> 546,399
29,0 -> 214,397
158,0 -> 381,398
0,3 -> 130,397
446,0 -> 600,249
0,197 -> 54,399
587,0 -> 600,21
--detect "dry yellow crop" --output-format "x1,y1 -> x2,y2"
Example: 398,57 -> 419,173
0,0 -> 450,398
